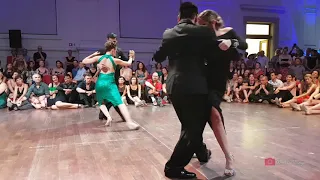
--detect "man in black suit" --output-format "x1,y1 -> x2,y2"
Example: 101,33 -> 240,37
97,33 -> 128,121
153,2 -> 232,179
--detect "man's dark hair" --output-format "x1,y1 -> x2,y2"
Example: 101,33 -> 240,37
65,74 -> 71,78
107,33 -> 117,39
179,2 -> 198,19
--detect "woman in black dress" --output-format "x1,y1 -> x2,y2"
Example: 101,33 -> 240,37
198,9 -> 248,177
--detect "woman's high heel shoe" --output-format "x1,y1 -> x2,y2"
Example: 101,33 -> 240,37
126,122 -> 140,130
224,154 -> 235,177
105,117 -> 113,126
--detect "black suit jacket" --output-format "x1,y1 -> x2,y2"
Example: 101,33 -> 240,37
98,47 -> 128,82
153,19 -> 218,95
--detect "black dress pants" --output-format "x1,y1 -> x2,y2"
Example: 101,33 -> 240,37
165,93 -> 210,170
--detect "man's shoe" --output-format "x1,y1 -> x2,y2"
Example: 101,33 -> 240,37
164,168 -> 196,179
99,111 -> 107,120
193,149 -> 212,163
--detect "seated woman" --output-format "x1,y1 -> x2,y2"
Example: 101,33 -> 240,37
233,75 -> 248,103
25,74 -> 50,109
25,60 -> 37,86
240,73 -> 258,101
277,74 -> 317,108
301,99 -> 320,115
120,66 -> 132,84
7,75 -> 28,111
126,76 -> 146,107
51,60 -> 65,76
7,72 -> 19,97
0,72 -> 5,85
253,62 -> 264,80
0,78 -> 7,109
48,75 -> 83,110
291,77 -> 320,111
47,75 -> 61,107
224,73 -> 238,102
36,60 -> 49,76
118,76 -> 128,105
274,74 -> 296,105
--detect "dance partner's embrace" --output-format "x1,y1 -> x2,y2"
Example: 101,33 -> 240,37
153,2 -> 247,179
82,41 -> 139,130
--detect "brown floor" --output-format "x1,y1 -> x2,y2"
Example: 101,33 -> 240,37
0,103 -> 319,180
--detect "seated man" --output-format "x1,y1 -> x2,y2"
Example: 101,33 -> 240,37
76,73 -> 96,107
73,62 -> 87,83
268,72 -> 284,90
249,76 -> 274,103
48,74 -> 83,110
24,74 -> 50,109
145,72 -> 163,106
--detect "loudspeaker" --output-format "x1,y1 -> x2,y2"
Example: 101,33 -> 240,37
9,30 -> 22,48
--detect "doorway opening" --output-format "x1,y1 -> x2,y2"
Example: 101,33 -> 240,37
245,23 -> 273,57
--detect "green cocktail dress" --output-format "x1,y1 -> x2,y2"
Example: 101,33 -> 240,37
95,54 -> 123,106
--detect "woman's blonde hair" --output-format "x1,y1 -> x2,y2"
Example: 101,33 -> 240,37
198,9 -> 224,29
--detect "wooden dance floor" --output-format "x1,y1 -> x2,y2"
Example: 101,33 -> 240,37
0,103 -> 319,180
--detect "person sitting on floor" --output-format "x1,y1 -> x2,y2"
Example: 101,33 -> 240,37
249,76 -> 274,103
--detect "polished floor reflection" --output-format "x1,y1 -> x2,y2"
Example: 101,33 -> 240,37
0,103 -> 319,180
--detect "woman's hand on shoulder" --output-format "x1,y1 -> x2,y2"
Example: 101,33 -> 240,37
222,27 -> 233,33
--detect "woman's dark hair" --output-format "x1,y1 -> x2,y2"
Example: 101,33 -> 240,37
129,76 -> 138,85
137,62 -> 146,72
56,60 -> 64,68
105,41 -> 117,51
118,76 -> 125,80
27,60 -> 36,71
15,75 -> 23,81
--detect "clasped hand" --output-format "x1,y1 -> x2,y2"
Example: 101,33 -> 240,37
218,39 -> 231,51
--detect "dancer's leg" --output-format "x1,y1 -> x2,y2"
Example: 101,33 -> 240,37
210,107 -> 234,174
301,100 -> 320,114
117,104 -> 139,129
100,104 -> 112,126
99,101 -> 125,121
55,101 -> 80,109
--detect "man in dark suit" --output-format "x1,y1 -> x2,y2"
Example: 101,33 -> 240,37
97,33 -> 128,121
153,2 -> 232,179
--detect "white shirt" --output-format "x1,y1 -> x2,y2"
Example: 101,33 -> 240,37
268,79 -> 284,89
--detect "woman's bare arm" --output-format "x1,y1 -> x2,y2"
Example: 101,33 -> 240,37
82,52 -> 101,64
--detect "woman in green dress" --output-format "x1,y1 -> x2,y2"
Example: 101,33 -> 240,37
82,41 -> 139,130
0,77 -> 7,109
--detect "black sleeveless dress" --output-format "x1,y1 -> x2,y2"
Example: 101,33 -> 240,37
66,56 -> 75,73
207,29 -> 248,128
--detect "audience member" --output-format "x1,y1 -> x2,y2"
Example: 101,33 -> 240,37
76,73 -> 96,107
273,74 -> 296,104
33,46 -> 47,68
268,72 -> 284,89
65,50 -> 76,73
249,76 -> 274,103
145,72 -> 163,106
25,74 -> 49,109
289,57 -> 305,81
73,62 -> 87,83
126,76 -> 146,106
118,76 -> 128,105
